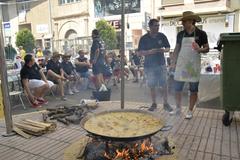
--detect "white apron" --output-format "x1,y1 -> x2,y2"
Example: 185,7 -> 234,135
174,33 -> 201,82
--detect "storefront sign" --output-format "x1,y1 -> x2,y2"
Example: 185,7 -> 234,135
94,0 -> 141,17
3,22 -> 11,37
161,15 -> 234,49
108,20 -> 121,30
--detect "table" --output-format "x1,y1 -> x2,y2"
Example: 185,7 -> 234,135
199,72 -> 220,102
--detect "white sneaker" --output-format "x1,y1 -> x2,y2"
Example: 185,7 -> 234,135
73,87 -> 79,93
67,89 -> 74,95
185,111 -> 193,119
169,107 -> 181,116
99,84 -> 104,91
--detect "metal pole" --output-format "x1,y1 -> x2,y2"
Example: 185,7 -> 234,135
0,20 -> 13,134
48,0 -> 54,51
120,0 -> 125,109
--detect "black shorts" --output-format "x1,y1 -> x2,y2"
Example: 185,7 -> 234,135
92,63 -> 105,75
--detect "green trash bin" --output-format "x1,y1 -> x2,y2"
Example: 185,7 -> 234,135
219,32 -> 240,126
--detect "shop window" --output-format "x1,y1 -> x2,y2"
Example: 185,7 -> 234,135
162,0 -> 184,6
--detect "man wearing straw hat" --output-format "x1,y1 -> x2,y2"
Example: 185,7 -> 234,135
170,11 -> 209,119
46,51 -> 67,101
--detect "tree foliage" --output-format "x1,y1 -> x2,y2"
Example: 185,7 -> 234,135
16,29 -> 35,53
96,19 -> 117,50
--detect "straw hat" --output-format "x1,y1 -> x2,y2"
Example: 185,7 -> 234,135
179,11 -> 201,22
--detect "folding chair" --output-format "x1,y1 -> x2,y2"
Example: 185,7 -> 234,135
9,74 -> 26,109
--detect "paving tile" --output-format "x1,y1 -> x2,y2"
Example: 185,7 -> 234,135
191,136 -> 201,151
187,150 -> 197,160
195,151 -> 204,160
221,140 -> 230,157
221,156 -> 231,160
182,135 -> 194,150
198,138 -> 208,152
205,138 -> 215,153
196,118 -> 208,137
213,139 -> 221,155
230,142 -> 239,158
204,153 -> 212,160
212,154 -> 221,160
222,126 -> 230,141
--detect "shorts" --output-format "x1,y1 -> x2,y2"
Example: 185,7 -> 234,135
92,63 -> 105,75
79,71 -> 90,78
144,65 -> 167,88
174,81 -> 199,92
28,79 -> 54,89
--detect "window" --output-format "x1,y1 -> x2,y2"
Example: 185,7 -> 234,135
17,0 -> 30,12
59,0 -> 81,5
194,0 -> 220,3
162,0 -> 184,6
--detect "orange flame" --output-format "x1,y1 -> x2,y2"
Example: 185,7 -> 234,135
104,140 -> 155,160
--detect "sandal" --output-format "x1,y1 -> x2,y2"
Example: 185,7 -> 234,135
37,98 -> 48,105
30,100 -> 42,108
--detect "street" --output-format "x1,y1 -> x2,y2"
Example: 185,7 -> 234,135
11,77 -> 221,115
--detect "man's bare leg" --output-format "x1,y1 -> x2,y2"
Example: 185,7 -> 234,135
33,84 -> 50,98
189,92 -> 198,111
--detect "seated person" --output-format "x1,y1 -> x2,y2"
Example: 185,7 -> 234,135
20,54 -> 54,108
103,53 -> 113,78
129,50 -> 141,83
75,50 -> 91,78
61,53 -> 80,95
46,52 -> 67,101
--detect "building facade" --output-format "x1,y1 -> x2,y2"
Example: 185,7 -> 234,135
2,0 -> 240,54
157,0 -> 240,49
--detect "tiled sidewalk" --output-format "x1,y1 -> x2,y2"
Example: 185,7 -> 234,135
0,101 -> 239,160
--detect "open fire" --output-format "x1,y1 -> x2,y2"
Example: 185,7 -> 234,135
83,136 -> 175,160
104,139 -> 156,160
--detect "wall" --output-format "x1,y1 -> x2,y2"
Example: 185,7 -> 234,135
159,0 -> 228,17
161,14 -> 234,49
22,0 -> 51,40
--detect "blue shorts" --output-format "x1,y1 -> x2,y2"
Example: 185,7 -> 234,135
174,81 -> 199,92
144,65 -> 167,88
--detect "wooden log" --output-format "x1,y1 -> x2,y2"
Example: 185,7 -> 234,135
21,121 -> 46,130
13,126 -> 32,139
23,119 -> 52,128
14,123 -> 44,133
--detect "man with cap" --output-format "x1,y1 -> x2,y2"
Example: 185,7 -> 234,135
170,11 -> 209,119
46,51 -> 67,101
138,18 -> 173,112
61,53 -> 80,94
90,29 -> 107,91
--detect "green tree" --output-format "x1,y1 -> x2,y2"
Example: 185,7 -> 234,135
96,20 -> 117,50
16,29 -> 35,53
